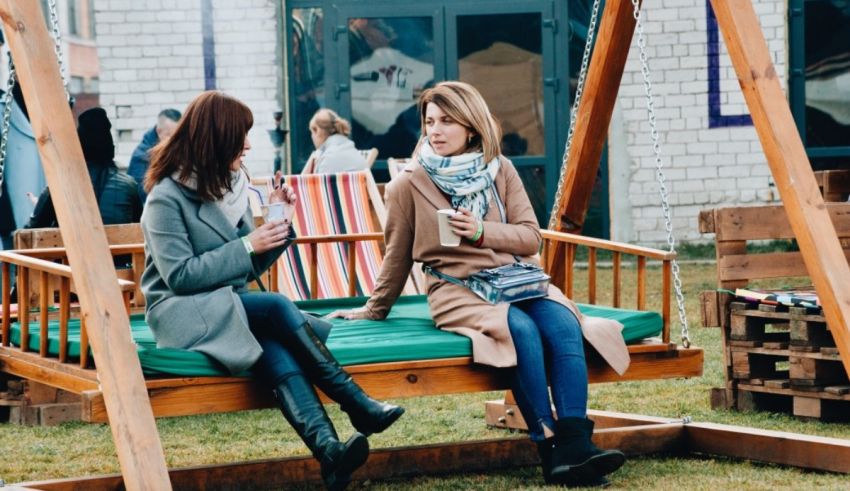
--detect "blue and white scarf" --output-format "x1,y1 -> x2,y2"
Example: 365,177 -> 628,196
417,138 -> 500,220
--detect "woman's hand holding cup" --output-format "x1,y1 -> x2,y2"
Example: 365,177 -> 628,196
247,219 -> 291,254
448,208 -> 480,239
252,171 -> 297,254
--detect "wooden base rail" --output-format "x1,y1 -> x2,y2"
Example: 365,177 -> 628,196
13,410 -> 849,490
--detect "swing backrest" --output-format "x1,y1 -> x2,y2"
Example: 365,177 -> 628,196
253,170 -> 418,300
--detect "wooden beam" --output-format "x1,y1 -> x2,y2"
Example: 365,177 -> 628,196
550,0 -> 637,232
710,0 -> 850,379
687,422 -> 850,473
82,348 -> 703,422
547,0 -> 637,283
0,3 -> 171,490
15,425 -> 684,490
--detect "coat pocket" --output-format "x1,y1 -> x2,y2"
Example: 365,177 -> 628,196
148,295 -> 211,349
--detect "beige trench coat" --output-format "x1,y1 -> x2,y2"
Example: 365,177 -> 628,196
365,158 -> 630,374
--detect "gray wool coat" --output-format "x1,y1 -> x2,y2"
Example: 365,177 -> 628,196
140,177 -> 290,374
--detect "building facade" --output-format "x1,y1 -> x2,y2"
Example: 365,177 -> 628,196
89,0 -> 849,244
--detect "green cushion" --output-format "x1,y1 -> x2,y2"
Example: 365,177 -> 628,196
10,295 -> 662,377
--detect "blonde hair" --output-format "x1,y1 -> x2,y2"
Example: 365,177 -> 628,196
310,108 -> 351,137
416,81 -> 502,163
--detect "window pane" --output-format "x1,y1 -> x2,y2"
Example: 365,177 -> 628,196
348,17 -> 434,160
804,1 -> 850,150
457,13 -> 544,157
292,8 -> 325,166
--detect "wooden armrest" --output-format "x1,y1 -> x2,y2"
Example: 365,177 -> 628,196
12,243 -> 146,259
0,251 -> 74,278
541,229 -> 675,260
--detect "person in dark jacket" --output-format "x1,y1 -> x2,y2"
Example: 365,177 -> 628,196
25,107 -> 142,228
127,108 -> 181,202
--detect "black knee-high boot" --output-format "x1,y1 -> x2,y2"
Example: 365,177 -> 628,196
550,417 -> 625,486
281,322 -> 405,436
274,374 -> 369,491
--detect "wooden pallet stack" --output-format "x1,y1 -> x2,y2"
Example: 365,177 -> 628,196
720,301 -> 850,420
700,198 -> 850,421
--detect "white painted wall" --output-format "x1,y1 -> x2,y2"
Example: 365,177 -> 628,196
95,0 -> 282,176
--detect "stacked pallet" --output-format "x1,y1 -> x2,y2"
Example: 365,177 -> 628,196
714,301 -> 850,420
700,201 -> 850,421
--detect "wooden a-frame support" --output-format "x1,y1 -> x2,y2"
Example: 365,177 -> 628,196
2,1 -> 849,489
549,0 -> 850,379
0,3 -> 172,490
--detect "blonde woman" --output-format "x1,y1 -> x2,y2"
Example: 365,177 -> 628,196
302,108 -> 368,174
329,81 -> 627,487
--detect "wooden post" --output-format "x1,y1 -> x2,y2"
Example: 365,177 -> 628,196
0,3 -> 171,489
547,0 -> 638,285
710,0 -> 850,378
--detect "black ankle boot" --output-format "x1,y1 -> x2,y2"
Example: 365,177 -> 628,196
536,438 -> 556,484
283,322 -> 405,436
550,417 -> 625,486
539,437 -> 611,487
274,374 -> 369,491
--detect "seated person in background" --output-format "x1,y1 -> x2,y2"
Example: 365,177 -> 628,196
302,108 -> 368,174
128,108 -> 181,202
26,107 -> 142,228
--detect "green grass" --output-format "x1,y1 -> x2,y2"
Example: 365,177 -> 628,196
2,263 -> 850,489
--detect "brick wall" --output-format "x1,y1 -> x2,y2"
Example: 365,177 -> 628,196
95,0 -> 281,176
95,0 -> 790,244
614,0 -> 786,242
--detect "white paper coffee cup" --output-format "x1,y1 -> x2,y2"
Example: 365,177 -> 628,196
261,203 -> 286,223
437,209 -> 461,247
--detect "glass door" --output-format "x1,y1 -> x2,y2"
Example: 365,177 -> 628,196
446,1 -> 558,223
332,5 -> 445,167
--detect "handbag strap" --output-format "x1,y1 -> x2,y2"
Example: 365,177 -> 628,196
422,264 -> 468,287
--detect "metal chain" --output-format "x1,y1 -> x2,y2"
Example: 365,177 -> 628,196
47,0 -> 71,101
548,0 -> 602,230
630,0 -> 690,347
0,61 -> 16,198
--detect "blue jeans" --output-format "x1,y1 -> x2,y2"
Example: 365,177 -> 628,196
507,298 -> 588,441
238,292 -> 329,387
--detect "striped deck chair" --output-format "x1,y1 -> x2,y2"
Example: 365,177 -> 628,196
254,170 -> 417,301
358,148 -> 379,168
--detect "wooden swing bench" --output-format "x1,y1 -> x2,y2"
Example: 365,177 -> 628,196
0,224 -> 702,424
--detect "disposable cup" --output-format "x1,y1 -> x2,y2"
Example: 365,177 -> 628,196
437,209 -> 461,247
261,203 -> 286,223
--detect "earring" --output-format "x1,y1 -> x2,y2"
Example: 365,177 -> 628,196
468,134 -> 474,143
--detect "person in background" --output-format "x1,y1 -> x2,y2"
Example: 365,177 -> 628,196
128,108 -> 181,201
329,81 -> 627,487
0,82 -> 47,250
25,107 -> 142,228
301,108 -> 368,174
142,91 -> 403,491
